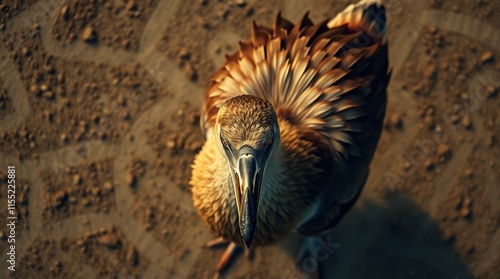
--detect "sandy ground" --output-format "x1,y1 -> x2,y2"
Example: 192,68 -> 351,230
0,0 -> 499,278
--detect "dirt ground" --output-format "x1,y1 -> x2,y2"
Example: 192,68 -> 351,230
0,0 -> 499,278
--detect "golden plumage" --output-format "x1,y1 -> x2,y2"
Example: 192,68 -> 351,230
191,0 -> 390,249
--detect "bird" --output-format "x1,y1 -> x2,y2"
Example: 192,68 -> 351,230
190,0 -> 390,275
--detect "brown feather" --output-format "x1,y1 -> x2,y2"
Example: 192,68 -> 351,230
195,0 -> 390,242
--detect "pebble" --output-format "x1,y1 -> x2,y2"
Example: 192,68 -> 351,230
423,116 -> 435,130
182,64 -> 197,81
21,47 -> 30,57
461,115 -> 472,129
30,84 -> 40,94
125,172 -> 136,187
43,91 -> 54,99
97,233 -> 120,249
126,246 -> 138,266
234,0 -> 246,6
54,191 -> 68,209
103,181 -> 113,191
389,112 -> 403,129
60,133 -> 68,142
166,139 -> 176,149
73,174 -> 82,185
485,85 -> 498,99
60,5 -> 68,17
424,158 -> 434,172
177,48 -> 191,60
126,0 -> 138,11
82,26 -> 97,42
460,206 -> 471,218
449,115 -> 460,125
480,51 -> 494,64
437,144 -> 452,161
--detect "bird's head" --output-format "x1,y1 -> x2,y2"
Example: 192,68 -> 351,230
215,95 -> 280,248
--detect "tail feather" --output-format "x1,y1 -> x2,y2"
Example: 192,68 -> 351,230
327,0 -> 387,43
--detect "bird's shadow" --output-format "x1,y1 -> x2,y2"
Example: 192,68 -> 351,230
279,192 -> 474,279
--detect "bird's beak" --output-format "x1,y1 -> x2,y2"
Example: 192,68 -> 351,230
233,146 -> 262,248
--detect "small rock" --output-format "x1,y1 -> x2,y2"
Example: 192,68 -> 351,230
57,73 -> 65,83
449,114 -> 460,125
43,91 -> 54,99
480,51 -> 494,64
40,84 -> 49,91
73,174 -> 82,185
166,140 -> 176,149
182,64 -> 197,81
485,85 -> 498,99
437,144 -> 452,161
125,172 -> 136,187
81,26 -> 97,42
30,84 -> 40,94
126,246 -> 138,266
54,191 -> 68,209
234,0 -> 246,7
390,112 -> 403,129
21,47 -> 30,56
98,233 -> 120,249
60,133 -> 68,142
461,115 -> 472,129
126,0 -> 138,11
177,48 -> 191,60
423,158 -> 434,172
460,206 -> 471,218
44,64 -> 55,74
60,5 -> 68,18
423,116 -> 435,130
103,181 -> 113,191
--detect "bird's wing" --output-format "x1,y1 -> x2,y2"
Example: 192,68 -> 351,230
200,0 -> 390,233
295,0 -> 390,235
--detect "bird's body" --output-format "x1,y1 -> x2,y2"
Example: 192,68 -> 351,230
191,0 -> 390,256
